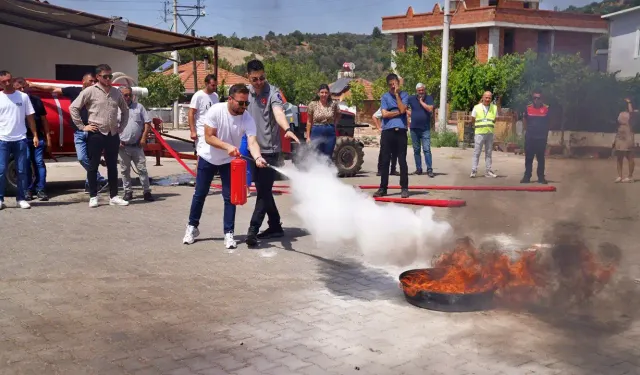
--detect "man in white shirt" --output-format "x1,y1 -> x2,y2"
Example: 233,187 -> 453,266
0,70 -> 39,210
182,83 -> 268,249
188,74 -> 219,149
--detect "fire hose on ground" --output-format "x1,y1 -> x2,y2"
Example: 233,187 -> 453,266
149,128 -> 555,208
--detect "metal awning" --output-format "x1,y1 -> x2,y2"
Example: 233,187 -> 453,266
0,0 -> 216,54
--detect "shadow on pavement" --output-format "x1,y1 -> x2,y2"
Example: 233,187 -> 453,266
309,254 -> 406,306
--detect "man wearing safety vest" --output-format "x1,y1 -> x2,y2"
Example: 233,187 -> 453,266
470,91 -> 498,178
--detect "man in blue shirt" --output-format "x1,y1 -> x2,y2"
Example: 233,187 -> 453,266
373,73 -> 410,199
407,83 -> 435,177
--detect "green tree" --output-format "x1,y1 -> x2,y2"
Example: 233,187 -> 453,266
263,58 -> 328,104
372,76 -> 387,101
138,53 -> 168,80
138,74 -> 185,108
218,58 -> 233,71
344,80 -> 367,111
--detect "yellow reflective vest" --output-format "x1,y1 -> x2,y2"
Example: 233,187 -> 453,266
473,103 -> 497,135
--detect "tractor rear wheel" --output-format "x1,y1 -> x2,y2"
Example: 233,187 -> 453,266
332,137 -> 364,177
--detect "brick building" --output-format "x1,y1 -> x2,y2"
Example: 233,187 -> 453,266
381,0 -> 608,64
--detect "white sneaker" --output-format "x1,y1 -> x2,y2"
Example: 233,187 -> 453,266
89,197 -> 99,208
17,200 -> 31,209
109,196 -> 129,206
0,200 -> 5,210
470,171 -> 477,178
485,170 -> 498,178
224,232 -> 237,249
183,224 -> 200,245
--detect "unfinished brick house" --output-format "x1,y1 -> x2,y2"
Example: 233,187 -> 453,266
381,0 -> 608,64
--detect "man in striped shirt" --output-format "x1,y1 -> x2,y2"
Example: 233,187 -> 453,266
70,64 -> 130,208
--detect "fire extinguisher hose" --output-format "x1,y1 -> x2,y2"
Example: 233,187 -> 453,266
149,127 -> 289,194
356,185 -> 556,192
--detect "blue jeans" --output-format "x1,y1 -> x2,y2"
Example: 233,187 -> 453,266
0,139 -> 29,202
239,134 -> 252,186
26,138 -> 47,192
410,128 -> 433,172
74,130 -> 104,186
188,158 -> 235,234
310,124 -> 336,159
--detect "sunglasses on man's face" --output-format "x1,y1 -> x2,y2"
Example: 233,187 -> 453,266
251,76 -> 266,83
533,96 -> 542,100
232,98 -> 250,106
122,93 -> 131,97
99,74 -> 113,80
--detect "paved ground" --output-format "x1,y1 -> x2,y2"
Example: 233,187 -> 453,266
1,134 -> 640,375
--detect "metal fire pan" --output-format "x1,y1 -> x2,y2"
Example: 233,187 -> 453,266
399,268 -> 496,312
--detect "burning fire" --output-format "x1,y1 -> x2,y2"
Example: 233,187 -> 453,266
400,237 -> 618,305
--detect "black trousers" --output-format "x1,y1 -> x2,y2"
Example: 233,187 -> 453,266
249,153 -> 281,230
379,128 -> 408,190
524,137 -> 547,179
378,149 -> 397,173
87,132 -> 119,198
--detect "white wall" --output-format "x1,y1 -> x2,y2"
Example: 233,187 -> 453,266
0,24 -> 138,81
607,11 -> 640,79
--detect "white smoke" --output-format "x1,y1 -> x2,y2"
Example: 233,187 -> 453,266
279,154 -> 453,266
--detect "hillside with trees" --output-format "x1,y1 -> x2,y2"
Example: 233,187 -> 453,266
565,0 -> 640,14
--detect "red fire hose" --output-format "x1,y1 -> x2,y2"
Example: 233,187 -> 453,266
356,185 -> 556,192
150,128 -> 466,208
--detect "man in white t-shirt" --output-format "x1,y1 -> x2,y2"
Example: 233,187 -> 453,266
183,83 -> 268,249
0,70 -> 39,210
188,73 -> 219,150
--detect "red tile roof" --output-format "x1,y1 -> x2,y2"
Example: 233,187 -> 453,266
163,60 -> 249,93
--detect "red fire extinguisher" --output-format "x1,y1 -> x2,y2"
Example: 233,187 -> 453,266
230,157 -> 248,206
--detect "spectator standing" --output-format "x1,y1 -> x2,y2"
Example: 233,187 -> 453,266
27,74 -> 108,193
306,84 -> 341,160
470,91 -> 498,178
521,89 -> 550,184
117,86 -> 154,202
14,77 -> 51,201
244,59 -> 300,247
0,70 -> 39,210
373,73 -> 410,199
372,107 -> 397,176
182,84 -> 268,249
613,98 -> 637,183
188,74 -> 219,150
407,83 -> 435,177
69,64 -> 129,208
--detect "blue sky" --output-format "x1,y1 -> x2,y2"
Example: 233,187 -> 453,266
53,0 -> 594,38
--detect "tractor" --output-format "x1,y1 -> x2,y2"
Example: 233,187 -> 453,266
282,103 -> 368,177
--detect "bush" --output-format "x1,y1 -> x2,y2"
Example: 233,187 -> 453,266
432,130 -> 459,148
407,129 -> 459,148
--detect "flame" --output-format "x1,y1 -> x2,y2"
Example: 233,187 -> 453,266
400,238 -> 617,306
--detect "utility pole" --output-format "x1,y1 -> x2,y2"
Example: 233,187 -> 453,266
172,0 -> 179,129
165,0 -> 205,129
438,0 -> 452,132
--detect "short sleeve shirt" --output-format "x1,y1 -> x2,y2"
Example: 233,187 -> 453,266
308,100 -> 339,125
189,90 -> 219,137
197,102 -> 257,165
119,102 -> 151,144
27,94 -> 47,139
0,91 -> 35,142
407,94 -> 434,130
247,83 -> 284,154
380,91 -> 409,130
523,104 -> 550,140
61,86 -> 89,127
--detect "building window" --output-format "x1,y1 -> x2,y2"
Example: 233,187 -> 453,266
56,64 -> 96,81
488,0 -> 498,6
